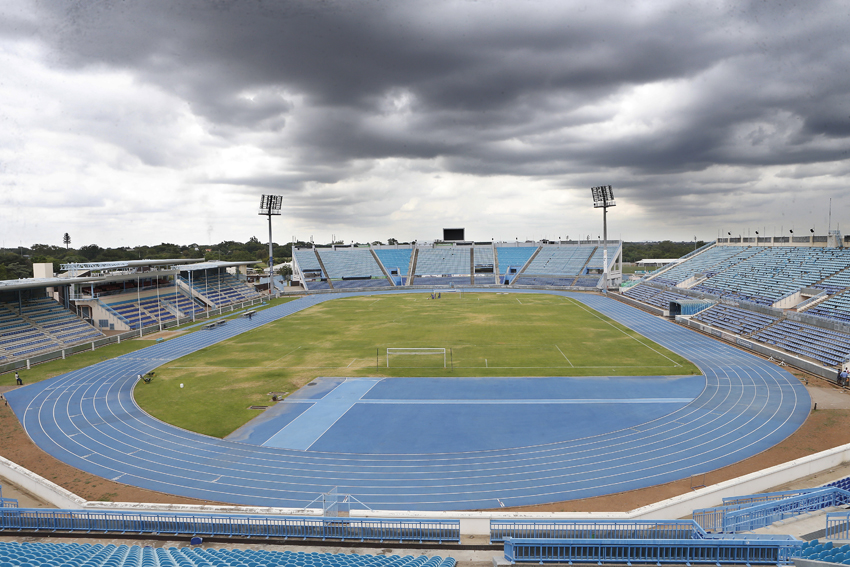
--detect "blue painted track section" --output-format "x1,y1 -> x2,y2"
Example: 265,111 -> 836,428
4,290 -> 810,511
242,375 -> 701,453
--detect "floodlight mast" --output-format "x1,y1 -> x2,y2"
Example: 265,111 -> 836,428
259,195 -> 283,295
591,185 -> 616,293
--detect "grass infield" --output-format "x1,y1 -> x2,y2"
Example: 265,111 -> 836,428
134,292 -> 700,438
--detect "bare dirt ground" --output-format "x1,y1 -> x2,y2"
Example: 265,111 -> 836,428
139,330 -> 185,341
2,368 -> 850,513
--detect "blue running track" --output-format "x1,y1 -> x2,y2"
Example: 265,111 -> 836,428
4,290 -> 810,511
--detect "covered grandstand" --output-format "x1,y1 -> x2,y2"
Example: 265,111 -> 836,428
68,259 -> 263,332
0,259 -> 267,373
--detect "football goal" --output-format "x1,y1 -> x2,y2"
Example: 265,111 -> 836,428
386,347 -> 447,368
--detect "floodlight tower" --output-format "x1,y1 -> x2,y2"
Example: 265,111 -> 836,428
259,194 -> 283,294
591,185 -> 616,293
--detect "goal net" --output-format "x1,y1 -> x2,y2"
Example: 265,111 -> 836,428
386,347 -> 447,368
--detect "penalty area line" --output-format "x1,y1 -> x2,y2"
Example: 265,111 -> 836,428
554,344 -> 574,367
270,345 -> 302,365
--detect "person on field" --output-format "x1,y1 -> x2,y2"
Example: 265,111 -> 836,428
840,368 -> 849,387
15,372 -> 22,386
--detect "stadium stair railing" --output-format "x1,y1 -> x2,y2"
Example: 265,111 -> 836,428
826,512 -> 850,540
693,487 -> 850,534
502,535 -> 802,565
0,508 -> 460,543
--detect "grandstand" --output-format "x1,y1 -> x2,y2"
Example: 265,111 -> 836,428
178,270 -> 263,308
70,260 -> 263,331
0,258 -> 268,369
412,246 -> 471,285
621,236 -> 850,374
291,241 -> 623,290
0,295 -> 103,363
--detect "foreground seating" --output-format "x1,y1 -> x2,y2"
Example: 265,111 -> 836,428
0,542 -> 457,567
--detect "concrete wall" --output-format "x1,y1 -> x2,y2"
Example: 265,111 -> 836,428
0,455 -> 85,509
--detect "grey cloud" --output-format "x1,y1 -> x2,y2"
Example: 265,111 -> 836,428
5,0 -> 850,234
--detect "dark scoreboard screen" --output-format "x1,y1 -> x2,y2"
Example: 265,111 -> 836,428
443,228 -> 465,241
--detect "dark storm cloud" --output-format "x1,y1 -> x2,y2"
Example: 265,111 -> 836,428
12,0 -> 850,220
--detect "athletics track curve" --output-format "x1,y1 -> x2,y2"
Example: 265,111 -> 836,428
5,290 -> 810,511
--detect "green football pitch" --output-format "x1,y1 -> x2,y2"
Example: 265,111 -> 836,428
134,292 -> 700,438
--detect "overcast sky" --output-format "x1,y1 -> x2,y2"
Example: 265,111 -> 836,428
2,0 -> 850,248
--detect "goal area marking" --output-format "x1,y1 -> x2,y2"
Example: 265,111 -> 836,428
386,347 -> 447,368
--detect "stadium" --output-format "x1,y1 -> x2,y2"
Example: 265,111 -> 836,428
4,226 -> 850,566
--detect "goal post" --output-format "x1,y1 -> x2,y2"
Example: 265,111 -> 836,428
386,347 -> 447,368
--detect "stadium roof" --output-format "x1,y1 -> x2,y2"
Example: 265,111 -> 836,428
61,258 -> 205,272
179,260 -> 257,272
0,276 -> 103,292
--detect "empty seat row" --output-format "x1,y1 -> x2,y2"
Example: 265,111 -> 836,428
0,542 -> 456,567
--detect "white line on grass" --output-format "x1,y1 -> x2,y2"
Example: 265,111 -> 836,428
271,345 -> 302,365
554,345 -> 574,367
516,298 -> 523,304
563,297 -> 683,367
347,359 -> 357,367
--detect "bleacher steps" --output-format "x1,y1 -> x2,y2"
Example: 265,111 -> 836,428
177,276 -> 216,308
577,245 -> 598,281
492,243 -> 500,284
508,246 -> 541,286
406,248 -> 419,285
369,249 -> 394,286
312,248 -> 334,290
161,300 -> 182,319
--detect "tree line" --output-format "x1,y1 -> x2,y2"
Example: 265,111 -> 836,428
621,241 -> 706,263
1,238 -> 707,280
0,238 -> 305,280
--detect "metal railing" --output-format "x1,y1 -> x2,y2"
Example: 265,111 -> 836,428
503,536 -> 802,565
490,520 -> 706,544
694,487 -> 850,533
0,508 -> 459,543
720,489 -> 819,508
826,512 -> 850,540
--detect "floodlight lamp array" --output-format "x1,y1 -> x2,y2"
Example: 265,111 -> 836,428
591,185 -> 616,208
259,194 -> 283,215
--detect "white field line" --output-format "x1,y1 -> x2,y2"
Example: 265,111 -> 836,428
563,297 -> 682,367
270,345 -> 302,365
555,344 -> 574,367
